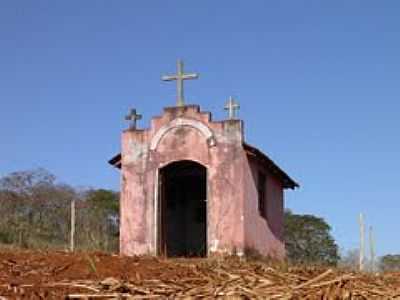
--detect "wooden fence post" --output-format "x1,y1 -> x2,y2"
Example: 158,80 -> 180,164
359,213 -> 365,271
369,226 -> 375,272
70,199 -> 76,252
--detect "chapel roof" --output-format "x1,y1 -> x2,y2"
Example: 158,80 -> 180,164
108,143 -> 299,190
243,143 -> 299,190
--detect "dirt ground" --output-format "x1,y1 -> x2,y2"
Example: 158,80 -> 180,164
0,250 -> 399,299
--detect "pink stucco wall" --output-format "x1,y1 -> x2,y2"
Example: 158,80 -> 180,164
243,157 -> 285,258
119,105 -> 287,258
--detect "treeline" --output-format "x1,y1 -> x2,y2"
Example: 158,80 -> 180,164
1,168 -> 399,272
284,210 -> 400,272
0,168 -> 119,252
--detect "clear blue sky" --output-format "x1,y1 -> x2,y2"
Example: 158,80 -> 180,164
1,1 -> 399,256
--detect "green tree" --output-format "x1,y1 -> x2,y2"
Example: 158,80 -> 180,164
76,189 -> 119,251
379,254 -> 400,272
284,210 -> 339,265
0,169 -> 120,252
86,189 -> 119,214
0,168 -> 74,248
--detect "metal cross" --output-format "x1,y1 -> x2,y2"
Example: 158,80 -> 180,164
224,96 -> 240,120
161,59 -> 199,107
125,108 -> 142,130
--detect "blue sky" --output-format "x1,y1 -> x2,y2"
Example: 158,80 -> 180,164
1,1 -> 399,256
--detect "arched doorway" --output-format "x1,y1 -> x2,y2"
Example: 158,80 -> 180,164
158,160 -> 207,257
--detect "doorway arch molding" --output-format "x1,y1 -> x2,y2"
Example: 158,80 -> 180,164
150,118 -> 216,151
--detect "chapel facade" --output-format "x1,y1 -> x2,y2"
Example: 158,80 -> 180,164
109,61 -> 298,258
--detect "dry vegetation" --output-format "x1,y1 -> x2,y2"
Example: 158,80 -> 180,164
0,249 -> 399,299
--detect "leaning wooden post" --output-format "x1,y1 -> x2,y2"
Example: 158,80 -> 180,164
70,199 -> 76,252
359,213 -> 365,271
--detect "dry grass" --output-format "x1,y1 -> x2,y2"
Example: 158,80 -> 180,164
0,250 -> 399,299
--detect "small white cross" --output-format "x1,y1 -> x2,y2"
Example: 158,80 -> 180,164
162,59 -> 199,107
224,96 -> 240,120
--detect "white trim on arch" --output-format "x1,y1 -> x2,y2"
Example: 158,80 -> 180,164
150,118 -> 215,151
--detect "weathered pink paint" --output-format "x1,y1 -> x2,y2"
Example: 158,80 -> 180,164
244,158 -> 285,258
113,104 -> 297,258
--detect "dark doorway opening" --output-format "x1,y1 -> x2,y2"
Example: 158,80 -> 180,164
158,160 -> 207,257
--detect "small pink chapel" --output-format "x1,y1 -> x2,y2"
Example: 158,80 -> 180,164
109,60 -> 298,258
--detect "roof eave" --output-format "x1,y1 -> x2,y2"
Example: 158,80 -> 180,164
243,142 -> 299,190
108,154 -> 121,169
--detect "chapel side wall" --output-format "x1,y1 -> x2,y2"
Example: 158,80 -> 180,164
242,156 -> 285,258
266,175 -> 284,242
